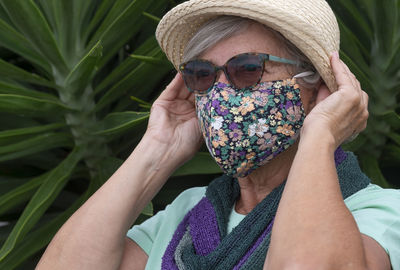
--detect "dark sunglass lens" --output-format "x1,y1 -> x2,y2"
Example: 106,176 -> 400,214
226,54 -> 263,89
182,61 -> 215,93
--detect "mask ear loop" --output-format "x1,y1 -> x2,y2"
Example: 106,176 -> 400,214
292,71 -> 315,112
293,71 -> 321,85
293,71 -> 315,78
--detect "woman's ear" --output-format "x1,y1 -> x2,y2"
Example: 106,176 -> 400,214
306,80 -> 327,112
315,83 -> 331,105
300,85 -> 318,115
299,78 -> 327,114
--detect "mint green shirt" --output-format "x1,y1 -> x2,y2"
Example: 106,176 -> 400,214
127,184 -> 400,269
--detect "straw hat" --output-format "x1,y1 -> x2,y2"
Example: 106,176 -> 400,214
156,0 -> 340,92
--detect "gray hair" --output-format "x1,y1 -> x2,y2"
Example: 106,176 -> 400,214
183,16 -> 321,86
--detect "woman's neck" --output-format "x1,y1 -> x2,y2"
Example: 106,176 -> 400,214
235,141 -> 299,215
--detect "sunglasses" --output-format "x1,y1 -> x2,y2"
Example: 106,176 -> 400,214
179,52 -> 300,94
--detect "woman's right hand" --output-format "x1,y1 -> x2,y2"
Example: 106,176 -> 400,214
37,74 -> 201,270
301,52 -> 369,150
145,73 -> 203,164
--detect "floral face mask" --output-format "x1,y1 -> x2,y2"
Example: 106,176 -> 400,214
195,78 -> 306,178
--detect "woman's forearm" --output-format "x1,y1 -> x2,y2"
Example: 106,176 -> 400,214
265,134 -> 367,269
37,135 -> 181,270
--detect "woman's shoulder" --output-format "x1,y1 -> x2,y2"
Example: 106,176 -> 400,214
161,186 -> 207,215
154,186 -> 207,221
140,185 -> 207,228
345,183 -> 400,208
345,183 -> 400,268
172,186 -> 207,206
345,183 -> 400,220
127,186 -> 207,263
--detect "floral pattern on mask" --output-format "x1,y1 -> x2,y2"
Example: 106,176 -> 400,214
195,79 -> 305,178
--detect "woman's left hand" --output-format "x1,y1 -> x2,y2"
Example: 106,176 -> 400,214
301,51 -> 369,149
268,52 -> 385,270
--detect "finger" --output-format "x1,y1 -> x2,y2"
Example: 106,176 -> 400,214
361,91 -> 369,123
330,52 -> 353,89
177,81 -> 193,100
315,83 -> 331,105
340,59 -> 355,81
356,80 -> 361,92
169,73 -> 193,101
363,91 -> 369,108
339,59 -> 360,91
187,92 -> 196,106
360,88 -> 367,108
158,73 -> 186,101
352,91 -> 368,132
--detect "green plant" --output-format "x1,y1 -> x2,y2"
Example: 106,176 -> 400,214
0,0 -> 219,268
327,0 -> 400,188
1,0 -> 399,268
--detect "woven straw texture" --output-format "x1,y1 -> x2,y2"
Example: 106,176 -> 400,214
156,0 -> 340,92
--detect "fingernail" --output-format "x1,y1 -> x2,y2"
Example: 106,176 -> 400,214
331,51 -> 339,59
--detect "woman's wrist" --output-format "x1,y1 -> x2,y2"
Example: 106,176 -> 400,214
129,133 -> 189,180
299,124 -> 337,154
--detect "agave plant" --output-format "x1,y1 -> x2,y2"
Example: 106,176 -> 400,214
327,0 -> 400,188
0,0 -> 219,268
1,0 -> 399,268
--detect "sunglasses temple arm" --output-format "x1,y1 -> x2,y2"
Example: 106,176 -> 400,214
268,55 -> 299,65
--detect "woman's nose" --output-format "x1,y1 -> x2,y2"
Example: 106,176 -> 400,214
216,69 -> 231,85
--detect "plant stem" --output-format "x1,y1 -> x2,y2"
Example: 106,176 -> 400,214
56,71 -> 111,186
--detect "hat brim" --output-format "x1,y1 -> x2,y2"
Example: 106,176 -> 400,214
156,0 -> 340,92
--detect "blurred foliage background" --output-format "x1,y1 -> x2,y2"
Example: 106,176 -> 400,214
0,0 -> 398,269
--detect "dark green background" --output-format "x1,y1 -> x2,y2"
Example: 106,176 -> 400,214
0,0 -> 398,268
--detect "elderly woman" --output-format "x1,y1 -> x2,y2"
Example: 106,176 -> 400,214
38,0 -> 400,269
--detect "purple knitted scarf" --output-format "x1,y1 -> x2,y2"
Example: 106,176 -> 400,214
161,148 -> 370,269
